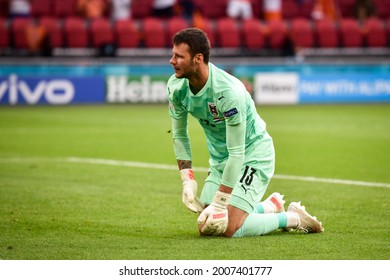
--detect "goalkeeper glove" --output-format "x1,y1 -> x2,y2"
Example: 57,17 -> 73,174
180,169 -> 204,213
197,190 -> 231,235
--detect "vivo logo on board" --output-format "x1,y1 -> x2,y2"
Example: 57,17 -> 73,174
0,74 -> 75,105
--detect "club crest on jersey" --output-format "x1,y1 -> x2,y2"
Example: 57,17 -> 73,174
208,102 -> 219,117
208,102 -> 225,123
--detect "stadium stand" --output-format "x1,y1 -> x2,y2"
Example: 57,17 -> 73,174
266,19 -> 288,50
53,0 -> 77,18
387,18 -> 390,46
142,17 -> 167,48
314,19 -> 339,48
281,0 -> 299,20
337,0 -> 356,18
297,0 -> 315,19
0,18 -> 9,49
280,0 -> 314,19
114,19 -> 139,48
11,17 -> 32,49
194,17 -> 216,47
339,18 -> 363,48
90,17 -> 114,48
30,0 -> 53,18
290,18 -> 314,48
64,17 -> 89,48
131,0 -> 153,19
0,0 -> 389,58
195,0 -> 227,19
242,18 -> 265,50
166,16 -> 189,44
39,16 -> 64,48
0,0 -> 8,18
363,17 -> 387,47
216,17 -> 240,48
250,0 -> 263,19
374,0 -> 390,19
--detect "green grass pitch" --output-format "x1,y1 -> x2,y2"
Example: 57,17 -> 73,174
0,104 -> 389,260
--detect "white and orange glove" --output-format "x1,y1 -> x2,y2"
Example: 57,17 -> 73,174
180,169 -> 204,213
197,191 -> 231,235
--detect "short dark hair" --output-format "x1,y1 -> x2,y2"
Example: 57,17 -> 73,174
173,28 -> 210,63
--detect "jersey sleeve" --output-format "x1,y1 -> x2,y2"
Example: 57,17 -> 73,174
220,120 -> 246,188
218,89 -> 244,126
167,82 -> 192,161
218,89 -> 246,188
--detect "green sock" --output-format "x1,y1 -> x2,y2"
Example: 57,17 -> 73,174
233,213 -> 287,238
278,212 -> 287,228
256,204 -> 265,213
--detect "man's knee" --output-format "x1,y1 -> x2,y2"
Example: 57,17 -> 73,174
196,205 -> 248,237
224,205 -> 248,237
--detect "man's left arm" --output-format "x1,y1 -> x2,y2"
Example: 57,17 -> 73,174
197,121 -> 246,235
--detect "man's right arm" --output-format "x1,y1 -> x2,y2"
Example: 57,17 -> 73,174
177,159 -> 192,170
169,101 -> 203,213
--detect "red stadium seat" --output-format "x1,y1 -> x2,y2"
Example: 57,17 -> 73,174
64,17 -> 89,48
363,17 -> 386,47
11,17 -> 32,49
339,18 -> 363,48
0,18 -> 9,48
197,0 -> 227,19
131,0 -> 153,19
53,0 -> 77,18
166,17 -> 189,43
39,16 -> 63,48
290,18 -> 314,48
193,17 -> 216,47
386,19 -> 390,47
114,20 -> 139,48
282,0 -> 299,20
314,19 -> 339,48
31,0 -> 53,18
216,17 -> 240,48
266,20 -> 288,49
203,19 -> 216,47
142,17 -> 167,48
90,18 -> 114,48
242,18 -> 264,49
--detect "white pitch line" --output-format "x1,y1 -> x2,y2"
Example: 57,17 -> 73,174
65,157 -> 390,189
272,174 -> 390,188
66,157 -> 182,171
1,156 -> 390,189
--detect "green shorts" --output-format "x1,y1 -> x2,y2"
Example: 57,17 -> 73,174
200,141 -> 275,214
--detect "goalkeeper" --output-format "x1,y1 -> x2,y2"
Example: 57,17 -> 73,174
167,28 -> 324,237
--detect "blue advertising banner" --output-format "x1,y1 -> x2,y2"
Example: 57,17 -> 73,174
0,74 -> 106,105
1,64 -> 390,105
299,74 -> 390,103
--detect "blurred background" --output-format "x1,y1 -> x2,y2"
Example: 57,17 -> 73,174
0,0 -> 389,105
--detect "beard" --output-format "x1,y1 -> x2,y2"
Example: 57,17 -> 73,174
175,61 -> 197,79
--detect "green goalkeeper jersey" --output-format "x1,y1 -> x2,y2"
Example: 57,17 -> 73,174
167,63 -> 271,188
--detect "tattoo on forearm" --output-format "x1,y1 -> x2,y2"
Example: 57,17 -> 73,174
177,160 -> 192,170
